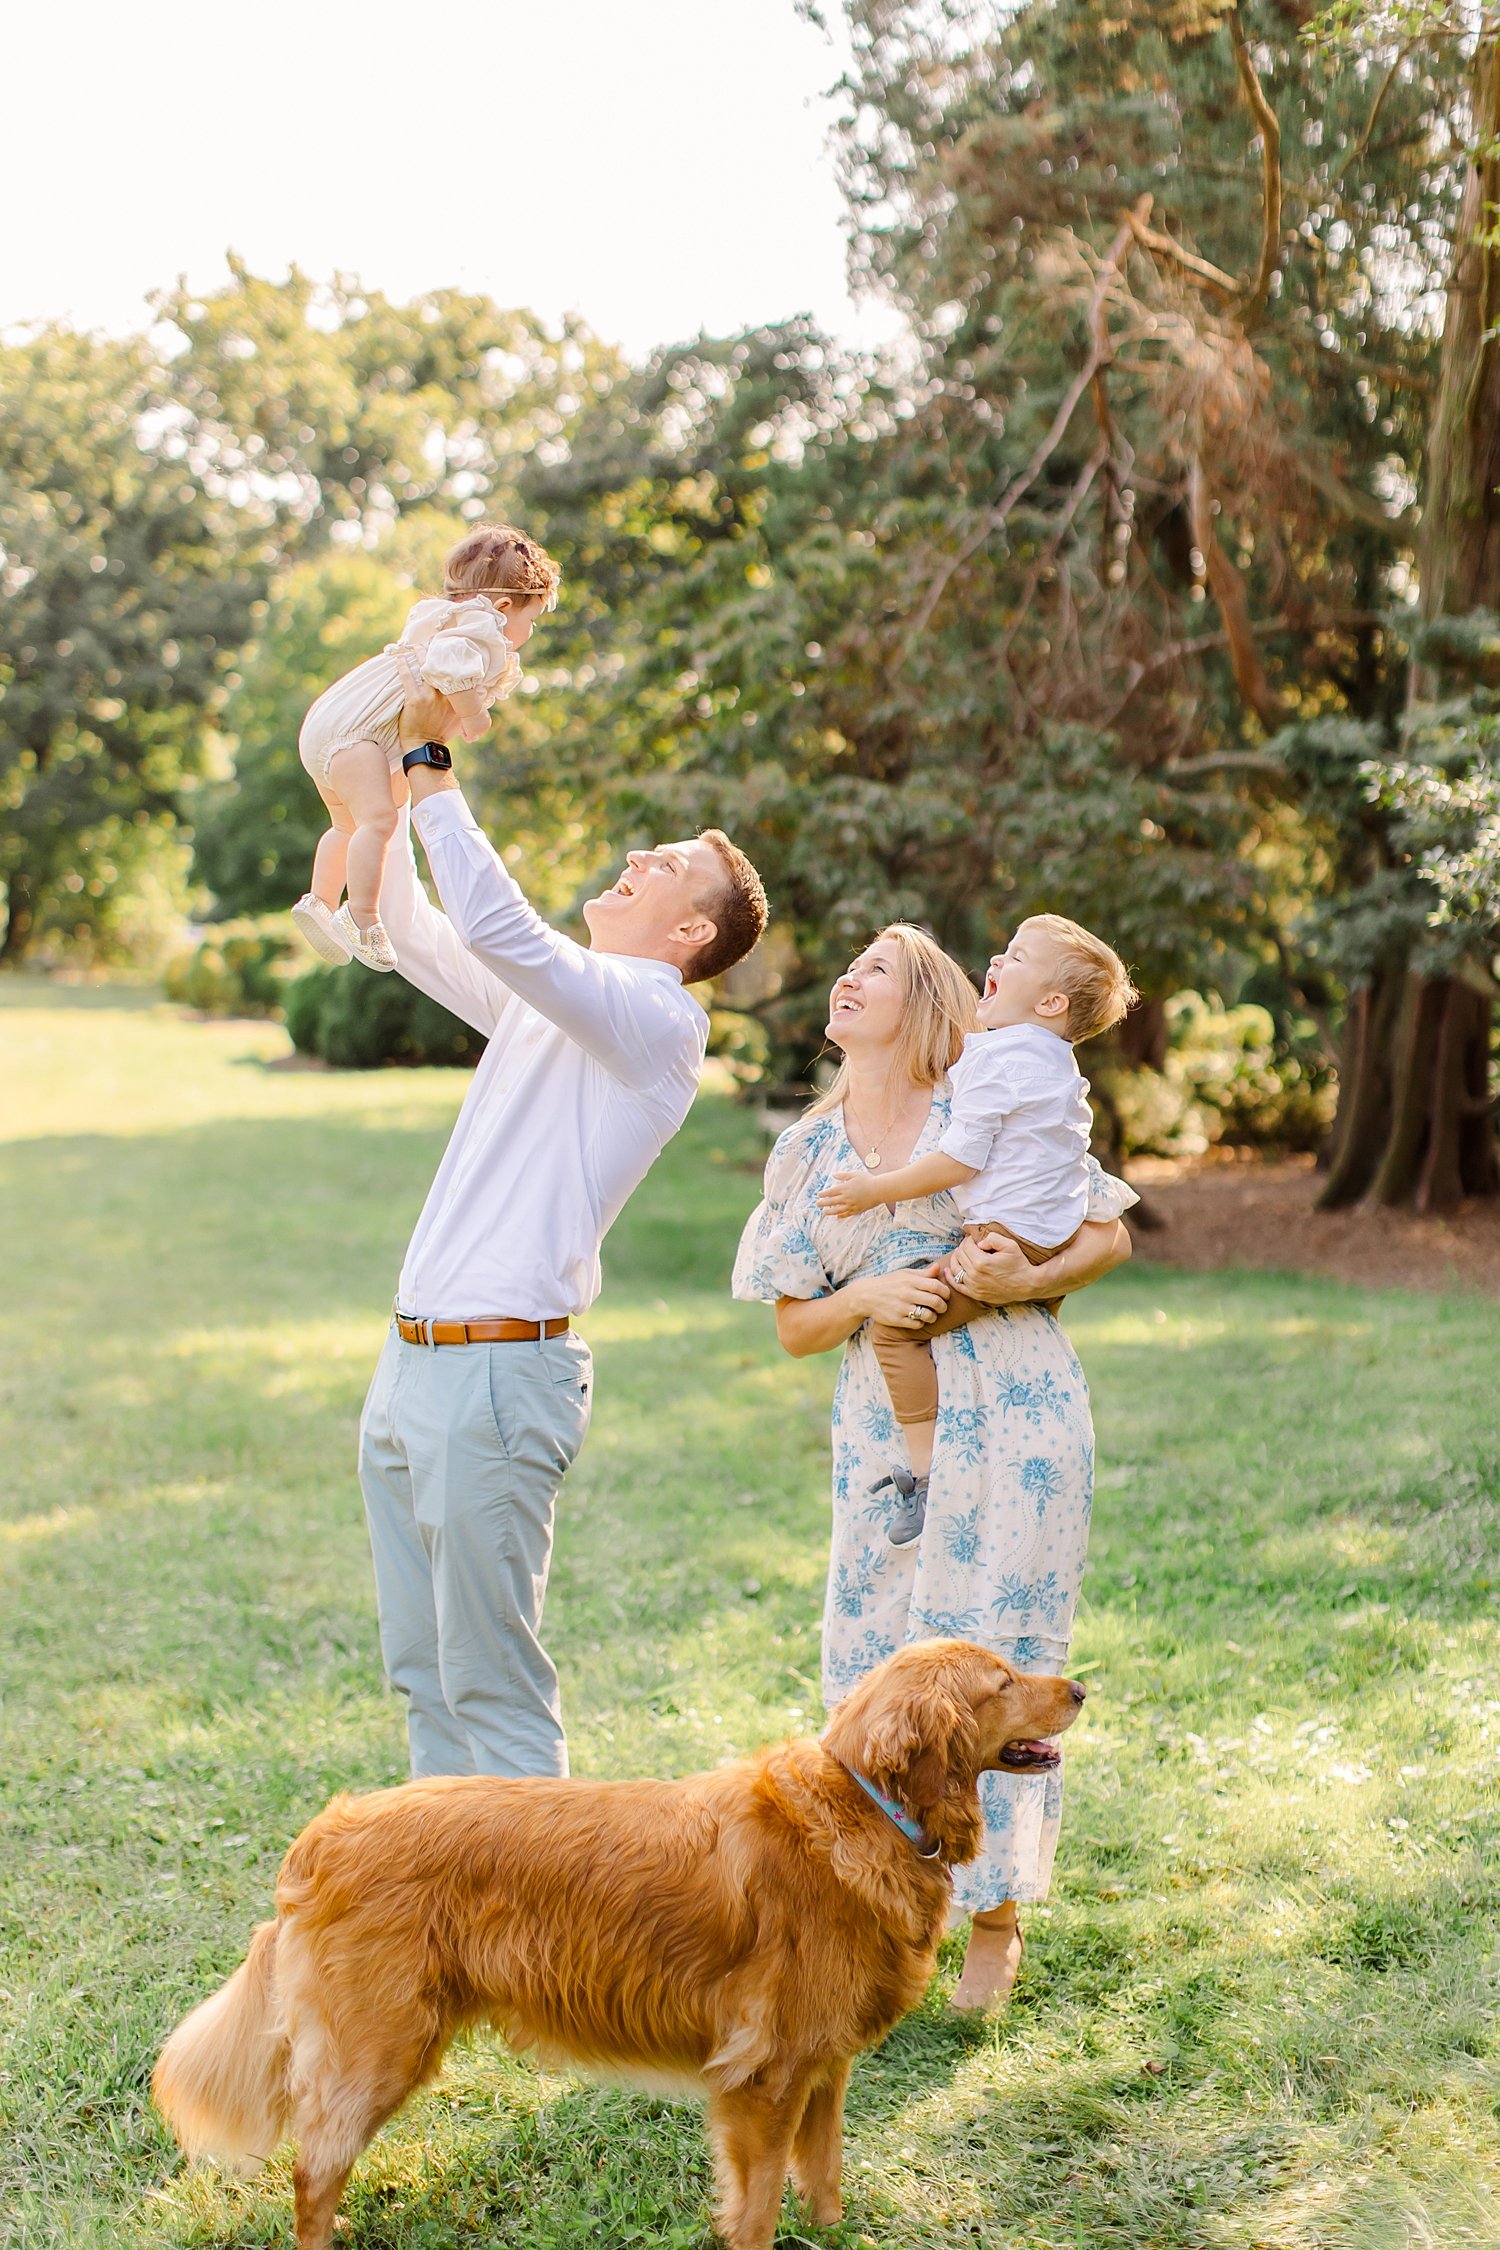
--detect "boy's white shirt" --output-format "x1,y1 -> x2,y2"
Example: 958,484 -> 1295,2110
938,1021 -> 1092,1245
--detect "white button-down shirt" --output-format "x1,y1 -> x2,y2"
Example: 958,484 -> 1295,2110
378,793 -> 708,1319
939,1022 -> 1092,1244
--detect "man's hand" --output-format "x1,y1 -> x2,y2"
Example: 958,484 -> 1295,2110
395,647 -> 457,750
818,1168 -> 883,1217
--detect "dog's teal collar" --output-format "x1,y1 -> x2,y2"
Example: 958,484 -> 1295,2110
830,1755 -> 942,1860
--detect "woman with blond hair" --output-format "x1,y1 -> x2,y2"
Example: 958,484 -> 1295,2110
733,925 -> 1135,2008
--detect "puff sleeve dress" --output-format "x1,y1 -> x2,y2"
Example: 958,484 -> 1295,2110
733,1092 -> 1137,1911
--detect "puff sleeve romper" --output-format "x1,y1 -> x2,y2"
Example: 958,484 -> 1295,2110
298,597 -> 522,785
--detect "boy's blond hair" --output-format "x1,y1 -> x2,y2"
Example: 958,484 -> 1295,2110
444,523 -> 561,612
1023,914 -> 1137,1043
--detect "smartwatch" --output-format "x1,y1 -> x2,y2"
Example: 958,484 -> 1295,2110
401,740 -> 453,775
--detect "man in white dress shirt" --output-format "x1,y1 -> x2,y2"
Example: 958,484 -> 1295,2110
361,747 -> 768,1781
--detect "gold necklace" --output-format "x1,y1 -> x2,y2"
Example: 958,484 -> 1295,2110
845,1086 -> 922,1171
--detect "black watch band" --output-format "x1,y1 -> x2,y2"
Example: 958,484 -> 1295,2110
401,740 -> 453,775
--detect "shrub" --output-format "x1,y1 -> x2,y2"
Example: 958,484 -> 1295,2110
1092,992 -> 1336,1159
283,966 -> 484,1069
163,919 -> 297,1016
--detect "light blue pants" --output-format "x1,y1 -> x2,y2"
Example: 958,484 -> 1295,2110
358,1325 -> 593,1779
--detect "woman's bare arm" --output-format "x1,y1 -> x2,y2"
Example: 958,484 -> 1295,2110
946,1217 -> 1132,1306
774,1266 -> 954,1359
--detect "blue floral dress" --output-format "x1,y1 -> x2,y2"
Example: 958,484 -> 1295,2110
732,1092 -> 1137,1910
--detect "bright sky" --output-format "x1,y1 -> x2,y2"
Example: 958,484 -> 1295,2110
8,0 -> 901,359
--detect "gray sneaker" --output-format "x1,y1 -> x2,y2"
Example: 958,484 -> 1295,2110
874,1467 -> 929,1549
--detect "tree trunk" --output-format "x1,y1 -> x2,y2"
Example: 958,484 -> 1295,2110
0,866 -> 35,964
1411,16 -> 1500,669
1318,972 -> 1399,1208
1322,970 -> 1495,1211
1369,975 -> 1445,1206
1114,993 -> 1169,1072
1322,16 -> 1500,1207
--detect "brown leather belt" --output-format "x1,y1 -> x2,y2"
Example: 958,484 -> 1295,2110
395,1312 -> 571,1347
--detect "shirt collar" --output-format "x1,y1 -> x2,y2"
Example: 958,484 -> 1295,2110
961,1022 -> 1067,1054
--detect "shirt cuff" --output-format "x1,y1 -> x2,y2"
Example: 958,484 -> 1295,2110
411,790 -> 483,847
939,1120 -> 995,1170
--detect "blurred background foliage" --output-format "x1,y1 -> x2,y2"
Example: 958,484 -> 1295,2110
7,3 -> 1500,1201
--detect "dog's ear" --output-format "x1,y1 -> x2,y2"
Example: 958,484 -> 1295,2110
833,1656 -> 985,1864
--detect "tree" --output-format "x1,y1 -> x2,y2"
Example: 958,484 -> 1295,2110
811,0 -> 1495,1196
508,1 -> 1449,1085
1307,6 -> 1500,1207
154,261 -> 623,554
0,328 -> 263,960
506,314 -> 1245,1080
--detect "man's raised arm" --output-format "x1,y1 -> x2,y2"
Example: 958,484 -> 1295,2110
377,808 -> 512,1038
408,788 -> 700,1088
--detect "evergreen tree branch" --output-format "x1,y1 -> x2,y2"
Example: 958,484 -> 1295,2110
1188,457 -> 1287,731
1125,213 -> 1239,300
896,196 -> 1151,667
1332,39 -> 1416,182
1292,446 -> 1418,533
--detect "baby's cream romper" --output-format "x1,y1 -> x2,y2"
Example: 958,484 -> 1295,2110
298,596 -> 521,784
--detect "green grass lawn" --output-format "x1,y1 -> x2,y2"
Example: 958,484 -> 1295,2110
2,982 -> 1498,2250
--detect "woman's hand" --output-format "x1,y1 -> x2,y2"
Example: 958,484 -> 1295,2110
818,1169 -> 882,1218
858,1266 -> 952,1330
944,1231 -> 1047,1305
775,1263 -> 952,1359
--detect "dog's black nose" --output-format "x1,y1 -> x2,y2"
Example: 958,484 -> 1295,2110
1068,1680 -> 1087,1705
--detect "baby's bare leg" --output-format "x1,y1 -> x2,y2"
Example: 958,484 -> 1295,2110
327,741 -> 401,928
309,774 -> 357,910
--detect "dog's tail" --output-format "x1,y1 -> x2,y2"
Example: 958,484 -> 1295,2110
152,1919 -> 290,2174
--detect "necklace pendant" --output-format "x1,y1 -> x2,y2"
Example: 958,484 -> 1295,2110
864,1146 -> 881,1170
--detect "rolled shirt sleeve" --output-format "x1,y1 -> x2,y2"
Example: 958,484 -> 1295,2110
937,1044 -> 1030,1172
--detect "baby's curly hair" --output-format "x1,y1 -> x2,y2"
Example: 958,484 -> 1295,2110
444,523 -> 561,612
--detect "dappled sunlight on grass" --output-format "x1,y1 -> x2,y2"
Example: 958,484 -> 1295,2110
3,990 -> 1498,2247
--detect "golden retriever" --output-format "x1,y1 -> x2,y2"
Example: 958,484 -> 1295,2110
153,1637 -> 1084,2249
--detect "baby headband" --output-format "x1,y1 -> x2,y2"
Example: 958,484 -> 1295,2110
444,577 -> 556,602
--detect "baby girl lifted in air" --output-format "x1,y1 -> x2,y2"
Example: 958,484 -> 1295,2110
291,523 -> 560,971
819,914 -> 1136,1547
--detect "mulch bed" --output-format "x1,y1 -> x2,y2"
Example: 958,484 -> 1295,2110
1126,1150 -> 1500,1296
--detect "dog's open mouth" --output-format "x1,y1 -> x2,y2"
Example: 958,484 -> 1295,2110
995,1737 -> 1062,1772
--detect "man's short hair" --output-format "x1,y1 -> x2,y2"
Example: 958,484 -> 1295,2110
687,830 -> 769,985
